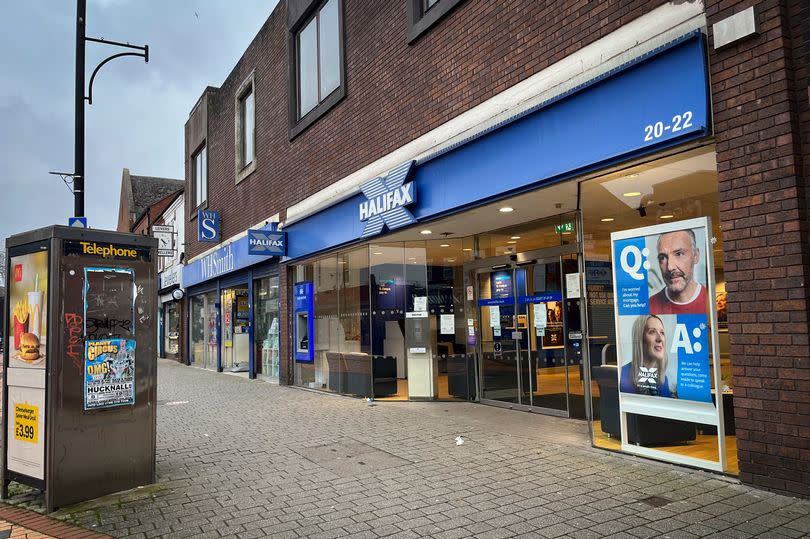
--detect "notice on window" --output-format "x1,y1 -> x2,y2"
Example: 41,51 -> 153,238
489,306 -> 501,328
440,314 -> 455,335
413,296 -> 427,312
566,273 -> 581,299
533,303 -> 547,328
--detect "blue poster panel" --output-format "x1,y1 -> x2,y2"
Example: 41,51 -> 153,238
84,339 -> 136,410
612,221 -> 713,403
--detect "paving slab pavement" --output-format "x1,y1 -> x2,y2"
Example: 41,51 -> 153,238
6,359 -> 810,538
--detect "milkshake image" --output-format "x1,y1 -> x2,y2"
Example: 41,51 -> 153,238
28,290 -> 44,340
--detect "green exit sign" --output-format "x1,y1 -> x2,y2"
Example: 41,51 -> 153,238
555,222 -> 574,234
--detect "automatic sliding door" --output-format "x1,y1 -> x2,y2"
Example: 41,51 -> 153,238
477,270 -> 529,405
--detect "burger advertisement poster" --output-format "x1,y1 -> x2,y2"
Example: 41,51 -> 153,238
610,218 -> 715,404
84,339 -> 136,410
7,251 -> 48,369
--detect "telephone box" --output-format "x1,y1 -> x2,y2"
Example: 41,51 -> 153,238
2,226 -> 157,511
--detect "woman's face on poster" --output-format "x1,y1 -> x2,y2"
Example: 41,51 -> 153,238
643,316 -> 665,363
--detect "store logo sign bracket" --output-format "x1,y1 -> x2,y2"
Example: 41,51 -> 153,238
359,160 -> 417,238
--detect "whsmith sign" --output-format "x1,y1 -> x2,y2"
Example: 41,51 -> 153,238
183,224 -> 281,288
359,160 -> 417,238
198,210 -> 220,243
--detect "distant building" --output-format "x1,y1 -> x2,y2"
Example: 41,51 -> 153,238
116,168 -> 183,233
156,193 -> 185,363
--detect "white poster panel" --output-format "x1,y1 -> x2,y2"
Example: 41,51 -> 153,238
439,314 -> 455,335
7,385 -> 46,480
610,216 -> 725,471
565,272 -> 581,298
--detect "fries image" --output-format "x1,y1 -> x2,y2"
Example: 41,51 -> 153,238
13,300 -> 29,324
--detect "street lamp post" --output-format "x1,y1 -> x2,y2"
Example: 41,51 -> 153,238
73,0 -> 149,219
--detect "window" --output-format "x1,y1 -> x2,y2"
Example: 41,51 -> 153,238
240,90 -> 255,167
235,72 -> 256,183
193,144 -> 207,208
406,0 -> 466,43
289,0 -> 345,138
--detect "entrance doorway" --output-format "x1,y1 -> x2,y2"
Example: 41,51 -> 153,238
467,246 -> 586,417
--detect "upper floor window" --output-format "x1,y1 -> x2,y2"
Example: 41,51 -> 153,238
289,0 -> 345,138
235,72 -> 256,183
407,0 -> 466,43
240,90 -> 255,167
193,144 -> 207,208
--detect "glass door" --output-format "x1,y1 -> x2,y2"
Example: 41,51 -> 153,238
519,258 -> 568,415
476,267 -> 529,406
472,251 -> 581,416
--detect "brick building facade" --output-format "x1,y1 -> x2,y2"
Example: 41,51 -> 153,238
181,0 -> 810,497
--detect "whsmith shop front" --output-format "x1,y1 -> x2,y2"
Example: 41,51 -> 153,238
182,226 -> 285,381
283,33 -> 739,474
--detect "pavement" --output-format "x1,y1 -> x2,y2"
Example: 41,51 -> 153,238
6,359 -> 810,538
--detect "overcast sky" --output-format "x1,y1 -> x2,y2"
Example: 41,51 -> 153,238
0,1 -> 278,242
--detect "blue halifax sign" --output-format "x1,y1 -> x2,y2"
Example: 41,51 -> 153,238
247,229 -> 287,256
358,160 -> 416,238
198,210 -> 220,242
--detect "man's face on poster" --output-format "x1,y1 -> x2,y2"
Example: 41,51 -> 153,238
657,230 -> 699,297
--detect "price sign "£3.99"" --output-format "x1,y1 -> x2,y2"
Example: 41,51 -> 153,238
14,403 -> 38,444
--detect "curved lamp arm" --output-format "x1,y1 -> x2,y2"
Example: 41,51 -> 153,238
86,47 -> 149,105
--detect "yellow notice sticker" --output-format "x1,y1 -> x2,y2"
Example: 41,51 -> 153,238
14,403 -> 38,444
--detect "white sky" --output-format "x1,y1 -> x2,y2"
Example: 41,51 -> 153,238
0,1 -> 278,241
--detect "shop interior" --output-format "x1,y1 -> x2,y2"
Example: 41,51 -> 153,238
293,144 -> 736,475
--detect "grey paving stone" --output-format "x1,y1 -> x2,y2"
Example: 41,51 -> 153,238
11,359 -> 807,539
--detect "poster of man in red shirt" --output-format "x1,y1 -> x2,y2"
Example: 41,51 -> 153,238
649,228 -> 707,315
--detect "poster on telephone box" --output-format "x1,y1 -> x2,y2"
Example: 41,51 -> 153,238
84,339 -> 136,410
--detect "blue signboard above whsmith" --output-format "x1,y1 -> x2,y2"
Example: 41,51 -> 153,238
284,32 -> 711,260
184,223 -> 282,288
248,229 -> 287,256
198,210 -> 220,243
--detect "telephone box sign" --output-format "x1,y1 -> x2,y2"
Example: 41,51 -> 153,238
359,160 -> 417,238
198,210 -> 220,243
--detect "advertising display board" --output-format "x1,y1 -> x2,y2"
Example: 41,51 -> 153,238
6,248 -> 49,480
610,217 -> 725,471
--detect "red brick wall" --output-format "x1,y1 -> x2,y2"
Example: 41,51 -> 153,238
186,0 -> 671,259
708,0 -> 810,497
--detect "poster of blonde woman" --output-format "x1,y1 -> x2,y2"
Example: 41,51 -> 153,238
7,251 -> 48,369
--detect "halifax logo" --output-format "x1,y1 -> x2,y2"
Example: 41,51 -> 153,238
358,160 -> 417,238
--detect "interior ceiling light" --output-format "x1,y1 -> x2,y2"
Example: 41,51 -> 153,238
510,236 -> 521,239
372,252 -> 383,255
499,206 -> 514,213
622,192 -> 641,197
507,240 -> 517,244
660,214 -> 674,219
408,257 -> 416,260
440,244 -> 450,247
601,217 -> 614,222
463,248 -> 472,251
420,230 -> 432,235
447,258 -> 456,263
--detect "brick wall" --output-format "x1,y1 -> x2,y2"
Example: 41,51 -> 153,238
186,0 -> 671,259
708,0 -> 810,497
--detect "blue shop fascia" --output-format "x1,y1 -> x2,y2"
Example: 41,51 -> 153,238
183,216 -> 287,380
